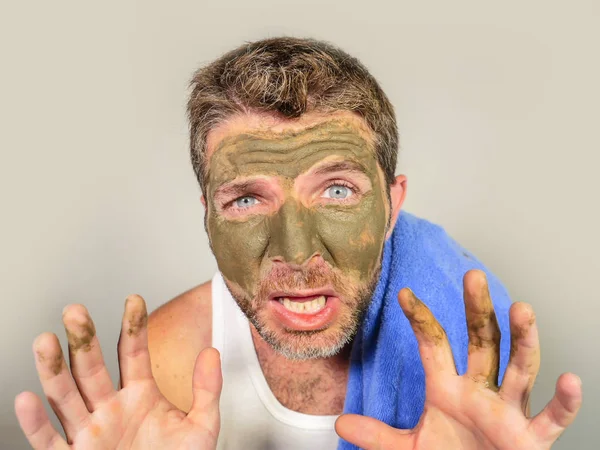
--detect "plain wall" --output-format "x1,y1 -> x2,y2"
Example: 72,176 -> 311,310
1,1 -> 598,448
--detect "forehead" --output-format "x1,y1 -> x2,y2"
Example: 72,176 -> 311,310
205,110 -> 374,158
205,111 -> 378,185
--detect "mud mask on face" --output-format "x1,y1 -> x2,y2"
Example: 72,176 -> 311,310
205,120 -> 389,298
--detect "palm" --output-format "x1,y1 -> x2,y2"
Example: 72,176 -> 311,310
67,383 -> 216,450
336,270 -> 582,450
412,375 -> 533,449
15,296 -> 221,450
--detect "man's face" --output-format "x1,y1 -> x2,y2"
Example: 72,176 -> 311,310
204,111 -> 397,359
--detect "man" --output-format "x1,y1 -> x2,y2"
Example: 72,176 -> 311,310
15,37 -> 582,449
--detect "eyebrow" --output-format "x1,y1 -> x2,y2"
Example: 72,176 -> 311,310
214,180 -> 258,198
311,161 -> 369,177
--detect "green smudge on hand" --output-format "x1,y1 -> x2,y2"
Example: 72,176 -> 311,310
65,321 -> 96,353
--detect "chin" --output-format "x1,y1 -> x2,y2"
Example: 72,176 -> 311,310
255,323 -> 355,360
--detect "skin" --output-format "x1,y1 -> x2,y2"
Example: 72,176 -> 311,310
126,299 -> 148,337
64,321 -> 96,353
15,110 -> 582,449
35,348 -> 63,377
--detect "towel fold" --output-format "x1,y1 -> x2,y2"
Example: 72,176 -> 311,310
338,211 -> 513,449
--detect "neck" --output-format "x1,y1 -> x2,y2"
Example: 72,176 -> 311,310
250,325 -> 351,415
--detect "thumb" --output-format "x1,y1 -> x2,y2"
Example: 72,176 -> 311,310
187,347 -> 222,428
335,414 -> 412,450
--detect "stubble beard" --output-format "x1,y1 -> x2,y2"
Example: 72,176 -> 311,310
225,261 -> 382,360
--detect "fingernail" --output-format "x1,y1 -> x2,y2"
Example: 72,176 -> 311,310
405,288 -> 419,309
124,295 -> 137,313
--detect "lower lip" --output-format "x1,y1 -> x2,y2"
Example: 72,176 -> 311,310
269,297 -> 340,331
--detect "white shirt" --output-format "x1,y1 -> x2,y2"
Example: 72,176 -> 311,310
211,272 -> 341,450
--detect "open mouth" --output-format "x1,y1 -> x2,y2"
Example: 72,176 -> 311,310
268,289 -> 340,331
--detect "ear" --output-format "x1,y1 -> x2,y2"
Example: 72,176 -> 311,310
200,195 -> 207,210
385,174 -> 407,240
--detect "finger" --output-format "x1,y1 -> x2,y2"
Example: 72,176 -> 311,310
63,304 -> 115,410
463,270 -> 501,386
187,347 -> 223,431
335,414 -> 411,450
15,391 -> 70,450
32,332 -> 90,441
499,302 -> 540,412
530,373 -> 583,445
398,288 -> 457,376
117,295 -> 153,386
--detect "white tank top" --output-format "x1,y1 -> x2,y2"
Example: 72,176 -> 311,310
211,272 -> 341,450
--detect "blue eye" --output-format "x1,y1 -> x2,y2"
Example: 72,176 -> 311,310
323,185 -> 351,199
235,196 -> 259,208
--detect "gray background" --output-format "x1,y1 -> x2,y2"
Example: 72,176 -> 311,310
1,0 -> 598,448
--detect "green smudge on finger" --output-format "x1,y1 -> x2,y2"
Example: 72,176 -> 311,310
127,311 -> 148,336
36,348 -> 64,375
66,321 -> 96,353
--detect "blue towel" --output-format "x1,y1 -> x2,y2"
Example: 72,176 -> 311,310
338,211 -> 513,449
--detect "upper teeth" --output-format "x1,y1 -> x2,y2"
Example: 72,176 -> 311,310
279,296 -> 327,314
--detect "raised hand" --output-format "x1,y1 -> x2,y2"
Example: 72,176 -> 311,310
15,295 -> 222,450
336,270 -> 582,450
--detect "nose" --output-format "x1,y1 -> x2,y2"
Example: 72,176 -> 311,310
267,200 -> 323,268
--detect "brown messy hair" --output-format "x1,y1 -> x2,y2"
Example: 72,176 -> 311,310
187,37 -> 398,193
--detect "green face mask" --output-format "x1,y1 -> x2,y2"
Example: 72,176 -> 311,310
205,119 -> 389,300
